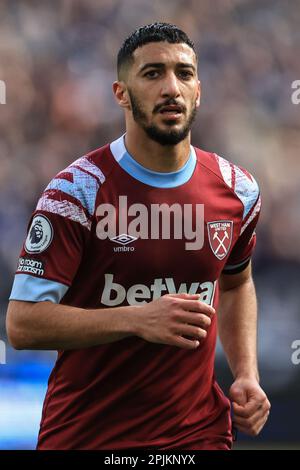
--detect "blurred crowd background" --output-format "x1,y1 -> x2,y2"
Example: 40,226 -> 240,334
0,0 -> 300,449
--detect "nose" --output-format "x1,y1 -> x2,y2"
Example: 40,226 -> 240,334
160,71 -> 181,98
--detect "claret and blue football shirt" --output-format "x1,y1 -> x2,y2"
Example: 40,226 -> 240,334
10,135 -> 261,449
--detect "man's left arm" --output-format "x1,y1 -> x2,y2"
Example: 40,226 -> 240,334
218,262 -> 271,436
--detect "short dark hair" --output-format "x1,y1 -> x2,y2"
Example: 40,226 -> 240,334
117,22 -> 196,80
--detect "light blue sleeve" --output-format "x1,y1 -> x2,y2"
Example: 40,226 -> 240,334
9,274 -> 69,303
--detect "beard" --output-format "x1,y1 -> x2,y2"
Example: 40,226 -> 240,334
128,89 -> 197,146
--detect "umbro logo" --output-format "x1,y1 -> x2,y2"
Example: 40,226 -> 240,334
110,234 -> 137,245
110,233 -> 137,252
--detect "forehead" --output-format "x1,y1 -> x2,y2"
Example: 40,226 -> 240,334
132,42 -> 197,70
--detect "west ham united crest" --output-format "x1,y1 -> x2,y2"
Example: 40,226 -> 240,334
207,220 -> 233,260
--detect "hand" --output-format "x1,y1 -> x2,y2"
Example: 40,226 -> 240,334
135,293 -> 215,350
229,377 -> 271,436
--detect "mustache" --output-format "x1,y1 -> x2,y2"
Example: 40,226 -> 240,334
153,99 -> 187,114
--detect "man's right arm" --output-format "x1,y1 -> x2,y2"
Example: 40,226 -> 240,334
6,294 -> 214,351
6,158 -> 214,353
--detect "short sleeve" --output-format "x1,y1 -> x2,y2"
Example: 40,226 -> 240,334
222,165 -> 261,275
9,155 -> 104,303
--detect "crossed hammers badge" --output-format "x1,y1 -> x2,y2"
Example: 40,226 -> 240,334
207,221 -> 233,260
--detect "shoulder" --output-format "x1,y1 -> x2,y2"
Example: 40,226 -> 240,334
36,149 -> 108,229
194,147 -> 260,220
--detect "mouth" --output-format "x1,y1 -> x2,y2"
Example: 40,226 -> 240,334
158,105 -> 184,119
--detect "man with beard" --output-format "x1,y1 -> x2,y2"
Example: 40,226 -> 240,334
7,23 -> 270,450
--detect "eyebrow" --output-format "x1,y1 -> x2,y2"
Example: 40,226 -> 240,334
138,62 -> 196,73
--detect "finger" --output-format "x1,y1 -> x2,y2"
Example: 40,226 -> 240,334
229,387 -> 247,406
233,408 -> 270,429
234,411 -> 270,436
176,312 -> 212,329
177,299 -> 215,317
233,401 -> 270,426
232,397 -> 269,418
167,293 -> 201,300
171,336 -> 200,350
175,323 -> 208,340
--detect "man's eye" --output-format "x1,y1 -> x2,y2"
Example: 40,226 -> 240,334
179,71 -> 193,79
144,70 -> 160,78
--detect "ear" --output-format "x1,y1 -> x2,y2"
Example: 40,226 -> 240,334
113,81 -> 131,110
196,80 -> 201,107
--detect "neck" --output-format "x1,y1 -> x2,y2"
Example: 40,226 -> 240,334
124,126 -> 191,173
